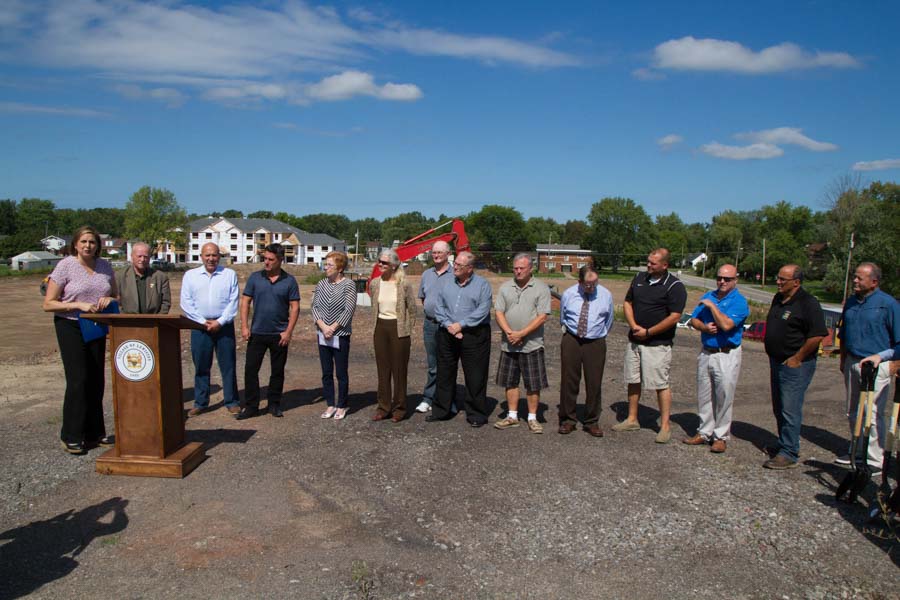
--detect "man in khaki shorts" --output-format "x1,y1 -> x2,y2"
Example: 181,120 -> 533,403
613,248 -> 687,443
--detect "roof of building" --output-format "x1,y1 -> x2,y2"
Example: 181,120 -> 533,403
536,244 -> 590,253
13,250 -> 62,261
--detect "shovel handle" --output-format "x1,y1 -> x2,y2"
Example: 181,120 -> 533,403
852,389 -> 867,438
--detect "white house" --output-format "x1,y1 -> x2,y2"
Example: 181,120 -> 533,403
183,217 -> 346,265
11,250 -> 63,271
40,235 -> 69,254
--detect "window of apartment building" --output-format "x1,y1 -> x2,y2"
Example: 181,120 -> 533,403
246,245 -> 253,251
321,245 -> 329,252
230,233 -> 237,239
307,257 -> 315,263
273,233 -> 280,241
205,232 -> 212,239
246,233 -> 253,239
307,245 -> 314,251
545,262 -> 555,270
191,232 -> 199,239
230,245 -> 237,251
191,244 -> 199,250
192,255 -> 199,262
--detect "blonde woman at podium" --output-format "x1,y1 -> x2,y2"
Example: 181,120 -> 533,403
43,226 -> 119,455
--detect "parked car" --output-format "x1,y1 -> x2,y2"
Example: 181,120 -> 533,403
744,321 -> 766,341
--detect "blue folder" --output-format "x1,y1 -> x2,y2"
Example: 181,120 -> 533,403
79,300 -> 120,343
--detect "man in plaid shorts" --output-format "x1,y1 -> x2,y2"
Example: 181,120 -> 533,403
493,253 -> 552,433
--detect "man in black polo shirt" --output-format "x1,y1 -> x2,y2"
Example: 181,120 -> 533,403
614,248 -> 687,443
237,243 -> 300,420
762,264 -> 827,469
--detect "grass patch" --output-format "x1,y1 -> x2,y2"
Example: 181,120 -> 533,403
0,265 -> 53,277
303,273 -> 326,285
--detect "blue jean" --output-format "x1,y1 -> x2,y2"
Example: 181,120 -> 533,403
191,323 -> 239,409
769,357 -> 817,462
421,318 -> 439,406
318,335 -> 350,408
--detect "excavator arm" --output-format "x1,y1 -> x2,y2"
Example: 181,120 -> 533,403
368,219 -> 469,286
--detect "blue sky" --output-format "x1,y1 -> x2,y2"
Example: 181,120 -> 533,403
1,0 -> 898,223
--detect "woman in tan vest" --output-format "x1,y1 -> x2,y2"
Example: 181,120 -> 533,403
369,249 -> 417,422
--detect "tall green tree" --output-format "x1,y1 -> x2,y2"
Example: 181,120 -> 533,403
562,219 -> 589,247
123,186 -> 187,247
247,210 -> 274,219
0,199 -> 16,236
586,197 -> 654,271
222,209 -> 244,219
296,213 -> 352,239
524,216 -> 564,247
380,212 -> 435,246
15,198 -> 57,243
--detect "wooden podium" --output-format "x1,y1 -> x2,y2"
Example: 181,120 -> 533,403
84,314 -> 207,478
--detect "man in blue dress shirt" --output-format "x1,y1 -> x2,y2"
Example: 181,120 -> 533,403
428,251 -> 493,427
837,262 -> 900,469
684,264 -> 749,454
558,265 -> 614,437
180,242 -> 241,417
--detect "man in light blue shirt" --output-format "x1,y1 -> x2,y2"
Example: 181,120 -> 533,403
416,241 -> 453,413
558,265 -> 614,437
684,264 -> 749,453
429,251 -> 493,427
181,242 -> 240,416
837,262 -> 900,468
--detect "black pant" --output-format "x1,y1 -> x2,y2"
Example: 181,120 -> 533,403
55,317 -> 107,444
243,334 -> 289,410
434,324 -> 490,423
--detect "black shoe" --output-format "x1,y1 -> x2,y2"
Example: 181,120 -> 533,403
98,435 -> 115,447
468,420 -> 486,428
236,407 -> 259,421
61,441 -> 86,455
269,405 -> 283,418
426,414 -> 450,422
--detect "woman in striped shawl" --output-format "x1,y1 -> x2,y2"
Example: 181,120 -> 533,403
312,251 -> 357,420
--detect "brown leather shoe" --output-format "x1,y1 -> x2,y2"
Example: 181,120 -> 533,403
682,433 -> 707,446
585,424 -> 604,438
558,422 -> 576,435
187,407 -> 205,417
710,439 -> 726,453
763,454 -> 798,470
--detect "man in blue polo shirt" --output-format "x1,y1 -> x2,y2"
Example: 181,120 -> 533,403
837,262 -> 900,469
684,264 -> 749,454
237,243 -> 300,420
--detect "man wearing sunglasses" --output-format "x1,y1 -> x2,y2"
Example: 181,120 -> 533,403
762,264 -> 827,470
684,264 -> 748,453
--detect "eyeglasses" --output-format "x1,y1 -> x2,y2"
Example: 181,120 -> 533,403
324,263 -> 336,269
454,263 -> 471,269
378,260 -> 391,267
775,276 -> 798,282
716,276 -> 736,282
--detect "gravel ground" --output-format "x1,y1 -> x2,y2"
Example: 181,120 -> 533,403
0,286 -> 898,599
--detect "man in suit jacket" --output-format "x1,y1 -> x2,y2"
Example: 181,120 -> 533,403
115,242 -> 171,314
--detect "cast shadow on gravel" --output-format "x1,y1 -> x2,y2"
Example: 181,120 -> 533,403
0,497 -> 129,599
495,400 -> 551,422
609,401 -> 696,434
730,422 -> 848,459
186,428 -> 256,450
807,461 -> 900,568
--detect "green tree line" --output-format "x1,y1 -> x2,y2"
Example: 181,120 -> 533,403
3,180 -> 897,294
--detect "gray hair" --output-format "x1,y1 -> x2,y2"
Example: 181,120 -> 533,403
858,262 -> 882,283
379,248 -> 404,282
456,250 -> 475,266
512,253 -> 533,266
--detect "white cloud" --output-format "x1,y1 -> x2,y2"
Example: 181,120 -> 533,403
651,36 -> 861,74
0,0 -> 577,109
112,84 -> 187,107
700,142 -> 784,160
852,158 -> 900,171
632,67 -> 665,81
735,127 -> 837,151
0,101 -> 109,117
306,70 -> 422,102
657,134 -> 683,151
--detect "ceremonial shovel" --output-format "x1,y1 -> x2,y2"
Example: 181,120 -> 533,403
835,361 -> 876,503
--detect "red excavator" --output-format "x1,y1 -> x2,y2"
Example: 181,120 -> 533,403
368,219 -> 469,286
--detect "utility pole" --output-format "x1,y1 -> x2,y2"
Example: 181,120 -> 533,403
354,229 -> 359,268
761,238 -> 766,288
702,239 -> 709,278
735,234 -> 742,274
842,232 -> 855,301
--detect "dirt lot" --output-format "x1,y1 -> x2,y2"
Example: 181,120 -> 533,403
0,269 -> 896,599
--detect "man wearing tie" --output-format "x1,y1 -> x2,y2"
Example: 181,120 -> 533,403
558,265 -> 615,437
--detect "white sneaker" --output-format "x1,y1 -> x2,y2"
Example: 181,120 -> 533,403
833,454 -> 851,466
415,401 -> 431,413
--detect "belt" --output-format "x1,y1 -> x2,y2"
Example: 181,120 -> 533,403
703,346 -> 738,354
425,316 -> 439,323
